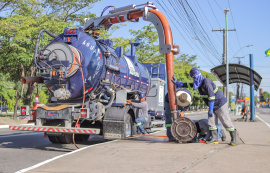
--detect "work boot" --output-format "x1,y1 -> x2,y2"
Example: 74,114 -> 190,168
168,137 -> 176,142
206,129 -> 219,144
220,129 -> 226,141
229,130 -> 237,146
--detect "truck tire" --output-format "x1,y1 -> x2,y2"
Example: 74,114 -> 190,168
58,134 -> 73,144
75,134 -> 90,142
125,113 -> 136,138
48,135 -> 60,144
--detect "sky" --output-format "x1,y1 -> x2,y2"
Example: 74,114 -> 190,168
72,0 -> 270,98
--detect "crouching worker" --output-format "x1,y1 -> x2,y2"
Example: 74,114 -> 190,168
172,68 -> 237,146
126,93 -> 148,134
165,88 -> 192,142
195,119 -> 226,143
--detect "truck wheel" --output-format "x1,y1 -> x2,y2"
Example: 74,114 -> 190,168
125,113 -> 136,138
75,134 -> 90,142
58,134 -> 73,144
48,135 -> 60,144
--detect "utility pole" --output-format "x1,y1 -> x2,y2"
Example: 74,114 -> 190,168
234,57 -> 244,65
212,10 -> 236,98
234,56 -> 244,100
225,9 -> 229,100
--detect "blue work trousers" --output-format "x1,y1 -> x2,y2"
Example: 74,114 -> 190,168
164,101 -> 173,138
135,117 -> 146,134
217,123 -> 222,139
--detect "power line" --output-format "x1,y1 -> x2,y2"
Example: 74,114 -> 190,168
214,0 -> 223,12
207,0 -> 221,28
185,0 -> 221,56
227,0 -> 245,58
193,0 -> 223,49
155,0 -> 219,67
154,0 -> 247,67
156,0 -> 216,67
178,0 -> 222,62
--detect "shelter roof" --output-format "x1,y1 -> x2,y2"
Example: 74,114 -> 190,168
211,64 -> 262,91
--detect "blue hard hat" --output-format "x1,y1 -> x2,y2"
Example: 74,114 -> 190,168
190,68 -> 201,78
139,92 -> 145,98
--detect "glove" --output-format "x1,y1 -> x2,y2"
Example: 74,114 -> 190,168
208,102 -> 214,117
172,75 -> 183,88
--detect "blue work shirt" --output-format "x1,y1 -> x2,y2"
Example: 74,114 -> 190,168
183,78 -> 227,111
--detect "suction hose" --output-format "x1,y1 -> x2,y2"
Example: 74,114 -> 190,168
33,29 -> 57,67
103,87 -> 115,109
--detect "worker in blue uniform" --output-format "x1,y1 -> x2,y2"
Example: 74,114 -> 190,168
127,93 -> 148,134
195,119 -> 226,143
172,68 -> 237,146
165,88 -> 192,141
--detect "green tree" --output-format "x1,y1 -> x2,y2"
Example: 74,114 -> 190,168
261,91 -> 270,102
129,24 -> 164,63
255,96 -> 258,105
99,24 -> 130,51
41,0 -> 98,24
173,55 -> 217,109
0,0 -> 99,119
175,54 -> 197,66
0,73 -> 17,111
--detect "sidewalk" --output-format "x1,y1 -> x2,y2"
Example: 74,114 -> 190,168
25,115 -> 270,173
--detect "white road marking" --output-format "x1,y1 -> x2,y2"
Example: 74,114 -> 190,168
256,115 -> 270,128
15,129 -> 167,173
15,139 -> 119,173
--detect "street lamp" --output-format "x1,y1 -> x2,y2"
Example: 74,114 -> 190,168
230,45 -> 253,62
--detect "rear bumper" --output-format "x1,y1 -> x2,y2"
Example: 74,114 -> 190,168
9,125 -> 100,134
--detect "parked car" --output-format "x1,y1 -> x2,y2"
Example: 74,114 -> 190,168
0,105 -> 8,113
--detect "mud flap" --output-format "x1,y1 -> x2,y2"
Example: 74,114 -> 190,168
103,106 -> 131,140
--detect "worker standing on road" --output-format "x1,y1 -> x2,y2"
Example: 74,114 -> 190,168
127,93 -> 148,134
165,88 -> 192,141
172,68 -> 237,146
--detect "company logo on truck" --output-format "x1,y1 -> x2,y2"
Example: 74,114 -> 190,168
48,112 -> 58,117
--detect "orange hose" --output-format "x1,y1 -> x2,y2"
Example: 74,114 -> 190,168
71,49 -> 85,149
101,9 -> 177,116
133,134 -> 168,138
102,11 -> 143,25
148,9 -> 177,118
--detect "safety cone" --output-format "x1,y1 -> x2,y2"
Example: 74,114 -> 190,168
28,94 -> 39,123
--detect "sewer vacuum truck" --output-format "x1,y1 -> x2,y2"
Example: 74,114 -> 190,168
10,2 -> 197,144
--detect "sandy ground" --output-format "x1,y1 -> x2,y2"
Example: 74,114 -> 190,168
0,117 -> 28,125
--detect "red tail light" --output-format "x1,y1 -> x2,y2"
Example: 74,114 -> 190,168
80,108 -> 87,117
21,106 -> 26,115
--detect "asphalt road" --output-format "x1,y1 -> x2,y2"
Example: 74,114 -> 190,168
256,107 -> 270,125
0,130 -> 108,173
0,109 -> 268,173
